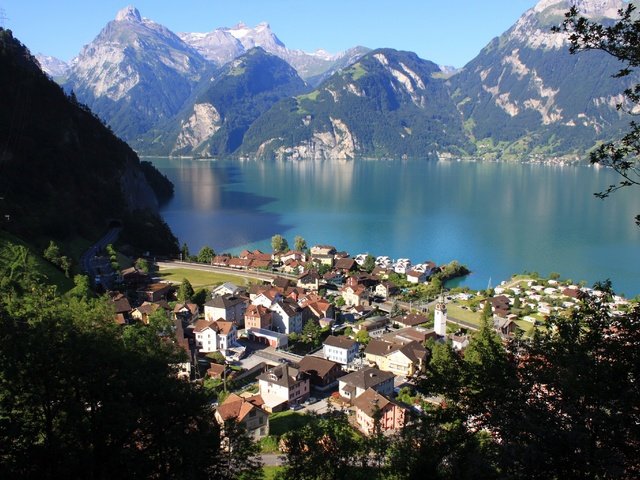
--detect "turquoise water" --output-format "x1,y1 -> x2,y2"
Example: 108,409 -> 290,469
150,157 -> 640,296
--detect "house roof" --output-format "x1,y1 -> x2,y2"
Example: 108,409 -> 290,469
298,356 -> 340,378
110,294 -> 132,314
216,393 -> 265,423
392,313 -> 428,327
352,388 -> 397,418
324,335 -> 357,349
173,302 -> 198,315
206,294 -> 246,309
257,364 -> 307,388
272,276 -> 293,289
334,257 -> 356,271
135,301 -> 160,315
339,367 -> 394,390
365,338 -> 428,364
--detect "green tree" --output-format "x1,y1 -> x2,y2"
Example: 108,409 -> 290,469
555,4 -> 640,225
302,319 -> 322,347
355,329 -> 370,345
192,287 -> 208,309
135,257 -> 150,273
279,410 -> 362,480
197,245 -> 215,264
480,299 -> 493,323
218,419 -> 264,480
43,240 -> 61,264
66,274 -> 92,300
180,242 -> 190,261
361,254 -> 376,273
271,234 -> 288,253
0,277 -> 220,479
294,235 -> 307,252
177,278 -> 194,302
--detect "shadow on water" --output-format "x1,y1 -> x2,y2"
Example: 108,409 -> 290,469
155,158 -> 292,252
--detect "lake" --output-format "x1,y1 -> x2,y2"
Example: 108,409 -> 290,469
149,157 -> 640,296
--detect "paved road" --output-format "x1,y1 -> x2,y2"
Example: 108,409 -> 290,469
260,453 -> 284,466
80,227 -> 121,288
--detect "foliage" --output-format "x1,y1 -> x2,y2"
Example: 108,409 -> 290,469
361,254 -> 376,273
271,234 -> 288,253
418,283 -> 640,478
355,329 -> 370,345
218,419 -> 264,480
0,260 -> 220,479
181,242 -> 190,261
278,410 -> 362,480
177,278 -> 195,302
555,4 -> 640,226
294,235 -> 307,252
197,245 -> 215,264
135,257 -> 150,273
139,160 -> 174,205
302,319 -> 322,347
0,30 -> 174,248
192,288 -> 208,309
43,240 -> 72,277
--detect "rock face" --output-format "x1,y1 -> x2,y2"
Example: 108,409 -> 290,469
65,6 -> 208,141
179,22 -> 370,84
35,54 -> 69,79
447,0 -> 633,160
240,48 -> 472,160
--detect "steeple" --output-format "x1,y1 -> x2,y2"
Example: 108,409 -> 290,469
434,295 -> 447,337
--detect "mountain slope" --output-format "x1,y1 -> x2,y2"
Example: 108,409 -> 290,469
65,6 -> 207,142
0,28 -> 176,254
449,0 -> 635,160
240,48 -> 473,159
137,47 -> 307,156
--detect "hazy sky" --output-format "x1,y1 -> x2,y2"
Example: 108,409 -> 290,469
2,0 -> 538,67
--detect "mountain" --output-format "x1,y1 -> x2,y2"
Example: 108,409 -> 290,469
0,28 -> 177,254
137,47 -> 307,156
65,6 -> 208,142
35,54 -> 70,80
448,0 -> 634,161
239,48 -> 473,160
179,22 -> 370,85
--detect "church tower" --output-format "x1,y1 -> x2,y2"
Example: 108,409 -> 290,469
434,298 -> 447,337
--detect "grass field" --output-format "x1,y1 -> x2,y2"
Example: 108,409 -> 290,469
263,466 -> 283,479
446,303 -> 481,326
268,411 -> 312,437
157,267 -> 257,288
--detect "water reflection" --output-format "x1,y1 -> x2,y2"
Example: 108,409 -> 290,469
149,157 -> 640,295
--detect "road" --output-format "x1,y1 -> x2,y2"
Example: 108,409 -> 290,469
80,227 -> 121,288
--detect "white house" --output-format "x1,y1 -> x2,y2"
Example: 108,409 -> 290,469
257,364 -> 310,412
193,319 -> 237,353
323,335 -> 360,365
270,300 -> 303,334
204,294 -> 247,327
338,367 -> 394,402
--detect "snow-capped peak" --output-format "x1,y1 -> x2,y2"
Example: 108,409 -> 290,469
228,22 -> 252,39
115,6 -> 142,23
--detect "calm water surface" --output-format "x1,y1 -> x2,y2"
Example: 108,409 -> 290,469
150,158 -> 640,296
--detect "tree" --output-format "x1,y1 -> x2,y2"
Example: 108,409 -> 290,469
0,272 -> 220,479
43,240 -> 61,264
361,254 -> 376,273
197,245 -> 215,264
271,234 -> 288,253
302,319 -> 322,347
177,278 -> 194,302
555,4 -> 640,225
66,274 -> 92,300
218,419 -> 263,480
180,242 -> 190,261
355,329 -> 370,345
135,257 -> 150,273
294,235 -> 307,252
279,410 -> 362,480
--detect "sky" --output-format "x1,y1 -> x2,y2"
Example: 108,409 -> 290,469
1,0 -> 537,68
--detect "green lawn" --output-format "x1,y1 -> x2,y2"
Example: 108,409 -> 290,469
157,267 -> 257,288
446,303 -> 482,326
269,411 -> 312,437
263,466 -> 284,480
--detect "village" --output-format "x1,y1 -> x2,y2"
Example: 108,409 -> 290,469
106,242 -> 635,450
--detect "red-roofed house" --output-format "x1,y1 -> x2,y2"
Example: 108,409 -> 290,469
353,388 -> 407,435
214,393 -> 269,440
